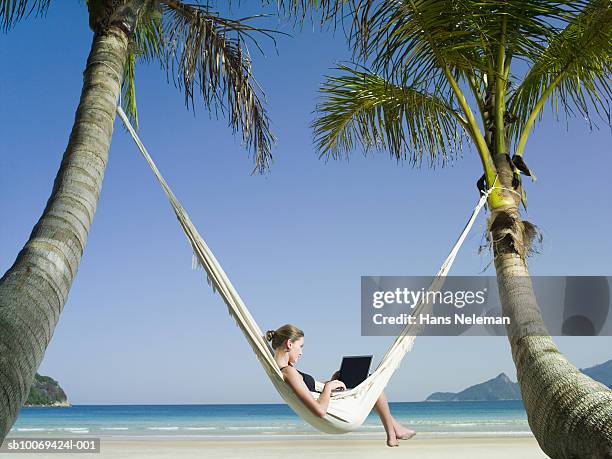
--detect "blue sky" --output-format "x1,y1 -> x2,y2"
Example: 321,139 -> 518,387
1,2 -> 611,405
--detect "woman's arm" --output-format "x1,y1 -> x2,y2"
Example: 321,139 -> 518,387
282,367 -> 340,418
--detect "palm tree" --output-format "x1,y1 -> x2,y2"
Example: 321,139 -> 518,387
0,0 -> 274,442
294,0 -> 612,457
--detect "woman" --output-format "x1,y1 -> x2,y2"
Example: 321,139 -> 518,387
266,324 -> 416,447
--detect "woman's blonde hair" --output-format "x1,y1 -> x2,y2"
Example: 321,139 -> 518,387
265,324 -> 304,350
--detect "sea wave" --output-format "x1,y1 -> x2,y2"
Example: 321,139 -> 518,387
424,431 -> 534,437
403,419 -> 528,426
226,426 -> 286,430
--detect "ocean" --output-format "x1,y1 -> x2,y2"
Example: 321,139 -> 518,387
9,401 -> 531,439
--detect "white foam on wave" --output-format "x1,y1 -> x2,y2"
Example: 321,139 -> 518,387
443,422 -> 528,427
147,427 -> 180,431
406,419 -> 528,426
426,431 -> 533,437
100,427 -> 129,430
226,426 -> 285,430
184,427 -> 216,431
16,428 -> 46,432
359,425 -> 384,430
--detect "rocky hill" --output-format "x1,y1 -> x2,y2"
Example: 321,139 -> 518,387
426,373 -> 520,401
426,359 -> 612,401
24,373 -> 71,407
581,359 -> 612,389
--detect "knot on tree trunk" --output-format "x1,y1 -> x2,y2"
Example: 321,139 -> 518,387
487,209 -> 542,260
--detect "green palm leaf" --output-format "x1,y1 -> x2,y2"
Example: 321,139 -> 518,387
121,53 -> 139,129
313,64 -> 466,165
347,1 -> 587,87
1,0 -> 51,31
120,3 -> 164,130
509,0 -> 612,151
133,5 -> 163,63
350,0 -> 485,95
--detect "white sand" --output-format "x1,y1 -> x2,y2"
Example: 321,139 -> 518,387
11,436 -> 548,458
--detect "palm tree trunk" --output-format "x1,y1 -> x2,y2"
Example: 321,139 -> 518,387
492,207 -> 612,458
0,27 -> 128,442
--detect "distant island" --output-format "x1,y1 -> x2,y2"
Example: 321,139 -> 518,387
581,359 -> 612,389
425,359 -> 612,402
426,373 -> 521,402
24,373 -> 71,407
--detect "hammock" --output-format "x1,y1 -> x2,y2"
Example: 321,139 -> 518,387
117,107 -> 491,434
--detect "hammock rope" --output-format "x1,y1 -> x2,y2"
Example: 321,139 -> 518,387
116,106 -> 492,433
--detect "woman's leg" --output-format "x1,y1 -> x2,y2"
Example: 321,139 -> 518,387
392,418 -> 416,439
373,391 -> 399,446
374,391 -> 416,446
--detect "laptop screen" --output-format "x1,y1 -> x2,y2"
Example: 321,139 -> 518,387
339,355 -> 373,389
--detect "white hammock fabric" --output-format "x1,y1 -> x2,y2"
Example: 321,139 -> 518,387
117,107 -> 491,434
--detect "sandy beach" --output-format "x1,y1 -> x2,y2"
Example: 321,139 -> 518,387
11,436 -> 548,458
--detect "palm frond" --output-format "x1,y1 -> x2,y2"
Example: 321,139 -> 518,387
121,4 -> 164,128
313,64 -> 467,165
1,0 -> 50,31
345,0 -> 493,94
121,53 -> 139,129
275,0 -> 348,26
305,1 -> 590,95
462,1 -> 588,64
133,4 -> 164,63
159,0 -> 276,172
508,0 -> 612,146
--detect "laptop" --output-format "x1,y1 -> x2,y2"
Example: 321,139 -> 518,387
334,355 -> 373,391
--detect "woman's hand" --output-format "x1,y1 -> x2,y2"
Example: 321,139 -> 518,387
282,367 -> 346,418
324,380 -> 346,392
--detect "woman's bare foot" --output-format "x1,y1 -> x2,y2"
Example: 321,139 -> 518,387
395,426 -> 416,440
386,434 -> 399,447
